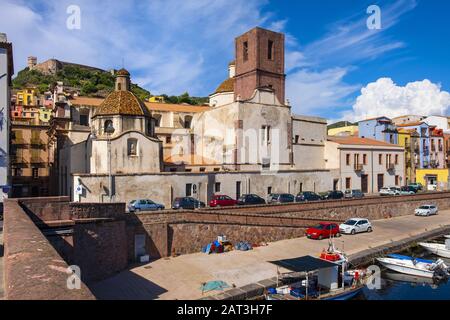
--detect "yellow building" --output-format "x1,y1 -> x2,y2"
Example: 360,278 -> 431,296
328,125 -> 358,137
38,107 -> 52,123
397,128 -> 420,184
415,168 -> 449,191
16,87 -> 38,106
149,96 -> 165,103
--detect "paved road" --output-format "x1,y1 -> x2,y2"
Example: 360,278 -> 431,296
90,211 -> 450,300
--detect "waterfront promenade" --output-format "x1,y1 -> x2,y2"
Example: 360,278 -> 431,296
91,211 -> 450,300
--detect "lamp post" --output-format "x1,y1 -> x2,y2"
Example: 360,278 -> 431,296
104,121 -> 115,202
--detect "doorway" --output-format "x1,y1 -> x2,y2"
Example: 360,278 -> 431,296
134,234 -> 146,261
377,174 -> 384,191
361,174 -> 368,193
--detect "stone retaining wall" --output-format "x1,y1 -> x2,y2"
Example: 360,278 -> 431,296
3,199 -> 94,300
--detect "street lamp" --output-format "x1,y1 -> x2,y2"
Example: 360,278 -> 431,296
104,121 -> 115,202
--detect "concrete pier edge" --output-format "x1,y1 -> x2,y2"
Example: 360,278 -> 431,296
203,224 -> 450,300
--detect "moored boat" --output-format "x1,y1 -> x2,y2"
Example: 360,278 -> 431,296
419,242 -> 450,259
376,254 -> 449,279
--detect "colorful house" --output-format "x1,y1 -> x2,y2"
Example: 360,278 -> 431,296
16,87 -> 38,106
38,107 -> 52,123
328,124 -> 358,137
415,168 -> 449,191
397,128 -> 420,185
358,116 -> 398,144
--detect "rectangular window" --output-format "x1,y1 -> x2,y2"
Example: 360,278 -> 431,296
243,41 -> 249,61
214,182 -> 221,193
166,136 -> 171,144
79,114 -> 89,126
268,40 -> 274,60
378,154 -> 383,165
346,154 -> 351,166
261,126 -> 271,145
345,177 -> 351,189
267,186 -> 272,195
395,175 -> 400,186
185,183 -> 192,197
294,135 -> 299,144
395,154 -> 399,165
32,168 -> 39,179
363,154 -> 367,165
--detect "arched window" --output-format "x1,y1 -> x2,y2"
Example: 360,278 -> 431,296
127,138 -> 138,156
104,120 -> 113,134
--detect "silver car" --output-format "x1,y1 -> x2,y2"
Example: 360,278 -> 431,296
339,218 -> 373,235
415,204 -> 438,216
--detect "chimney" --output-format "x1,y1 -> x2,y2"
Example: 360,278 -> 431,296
0,33 -> 7,43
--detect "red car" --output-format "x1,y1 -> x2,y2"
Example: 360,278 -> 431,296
305,222 -> 340,240
209,195 -> 237,207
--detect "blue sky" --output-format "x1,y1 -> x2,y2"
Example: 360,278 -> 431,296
1,0 -> 449,121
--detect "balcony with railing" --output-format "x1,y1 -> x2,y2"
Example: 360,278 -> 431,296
10,155 -> 27,164
30,155 -> 45,164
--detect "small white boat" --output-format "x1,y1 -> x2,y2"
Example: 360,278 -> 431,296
419,241 -> 450,259
376,254 -> 449,279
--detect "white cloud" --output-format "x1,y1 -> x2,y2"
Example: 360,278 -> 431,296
0,0 -> 273,96
279,0 -> 418,118
342,78 -> 450,121
287,68 -> 360,115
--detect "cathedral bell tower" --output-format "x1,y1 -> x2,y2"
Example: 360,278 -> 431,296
234,27 -> 286,104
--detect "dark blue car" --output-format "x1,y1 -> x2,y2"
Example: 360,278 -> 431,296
128,199 -> 165,212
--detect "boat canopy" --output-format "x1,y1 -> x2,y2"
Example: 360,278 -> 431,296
269,255 -> 337,273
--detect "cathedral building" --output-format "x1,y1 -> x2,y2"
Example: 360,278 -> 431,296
56,27 -> 337,205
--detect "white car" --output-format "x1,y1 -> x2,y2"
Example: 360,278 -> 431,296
379,187 -> 400,196
339,218 -> 373,235
415,204 -> 438,216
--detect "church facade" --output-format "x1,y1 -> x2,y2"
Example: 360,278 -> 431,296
57,27 -> 338,206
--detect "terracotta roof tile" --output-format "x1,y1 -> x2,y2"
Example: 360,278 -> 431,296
327,136 -> 402,147
70,96 -> 211,113
214,78 -> 234,94
164,154 -> 218,165
93,91 -> 150,117
396,121 -> 425,127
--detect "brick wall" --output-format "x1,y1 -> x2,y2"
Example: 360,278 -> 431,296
18,196 -> 125,223
2,199 -> 94,300
72,220 -> 128,282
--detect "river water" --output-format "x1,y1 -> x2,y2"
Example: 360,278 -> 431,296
357,237 -> 450,300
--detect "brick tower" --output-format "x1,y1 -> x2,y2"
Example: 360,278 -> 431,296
234,27 -> 285,104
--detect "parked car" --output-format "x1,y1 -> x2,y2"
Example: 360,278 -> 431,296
400,186 -> 416,195
237,194 -> 266,206
379,187 -> 400,196
305,222 -> 340,240
128,199 -> 165,212
322,190 -> 344,200
296,191 -> 322,202
172,197 -> 205,210
339,218 -> 372,235
344,189 -> 365,199
268,193 -> 295,204
415,204 -> 438,216
209,195 -> 237,207
408,183 -> 423,192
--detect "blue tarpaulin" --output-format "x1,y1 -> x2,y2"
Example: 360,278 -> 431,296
200,281 -> 230,292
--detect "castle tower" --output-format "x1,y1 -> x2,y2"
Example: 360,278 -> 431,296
234,27 -> 285,104
27,56 -> 37,70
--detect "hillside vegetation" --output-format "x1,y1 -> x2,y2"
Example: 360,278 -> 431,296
12,65 -> 208,105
